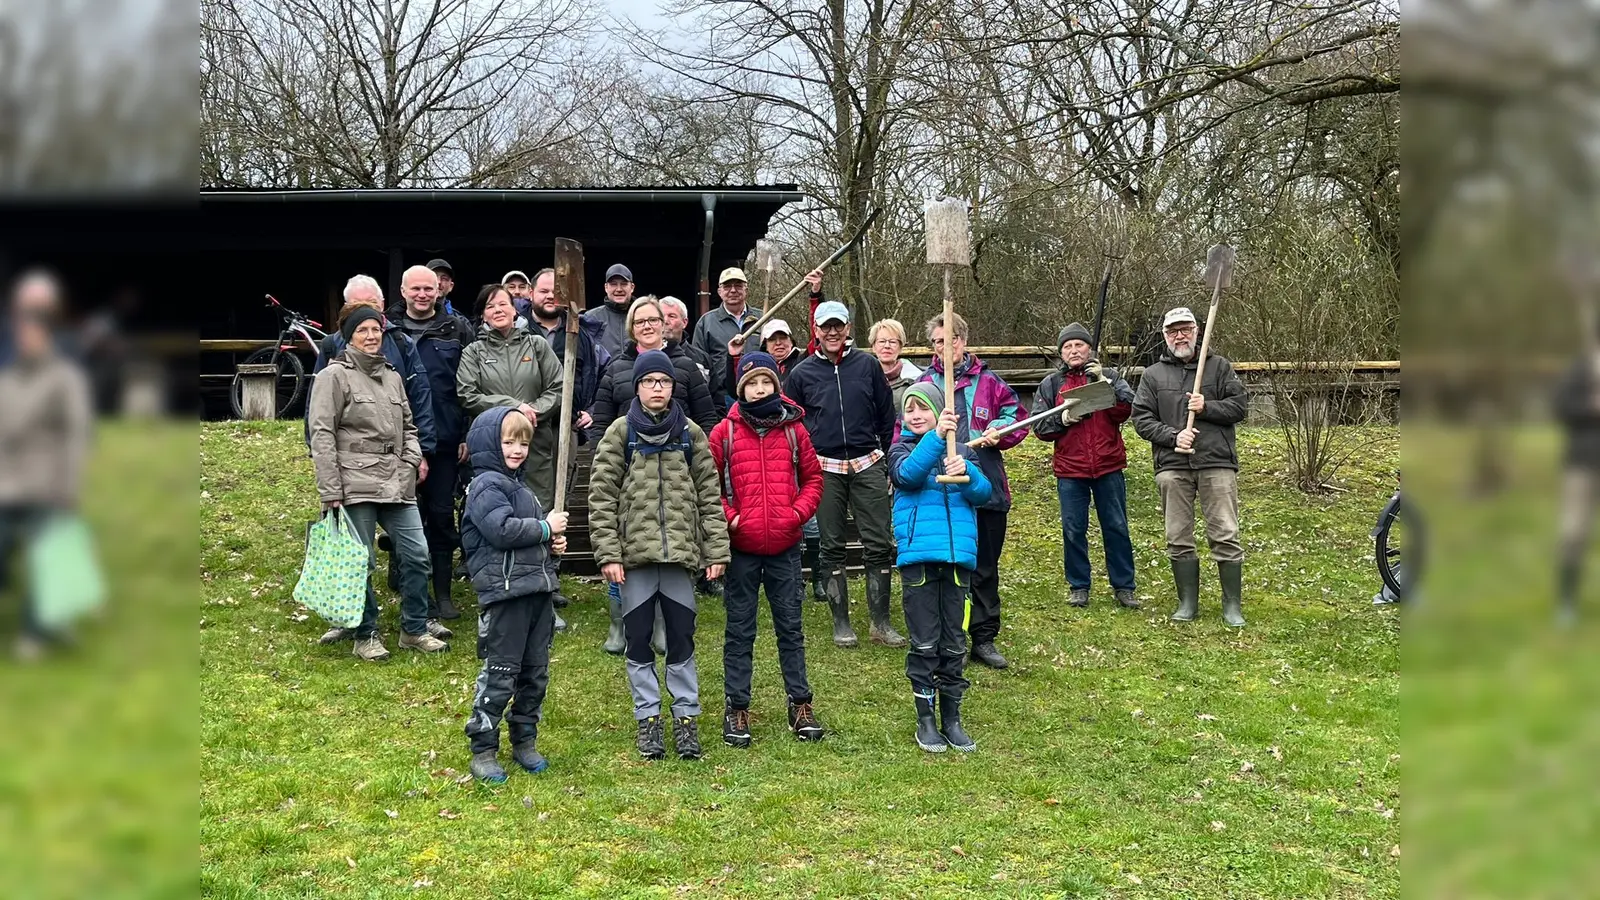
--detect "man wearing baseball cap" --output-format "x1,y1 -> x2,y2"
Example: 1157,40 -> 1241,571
582,263 -> 636,359
501,270 -> 533,328
1131,306 -> 1251,627
781,298 -> 899,648
426,259 -> 458,316
691,266 -> 760,410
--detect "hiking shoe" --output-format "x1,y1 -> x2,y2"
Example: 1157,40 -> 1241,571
319,626 -> 355,645
971,641 -> 1008,669
399,632 -> 449,653
511,741 -> 549,774
673,716 -> 703,760
552,591 -> 572,609
352,636 -> 390,661
1114,589 -> 1142,610
425,619 -> 454,640
788,701 -> 825,742
469,750 -> 508,785
435,596 -> 461,620
636,716 -> 666,760
723,708 -> 752,748
1067,588 -> 1090,608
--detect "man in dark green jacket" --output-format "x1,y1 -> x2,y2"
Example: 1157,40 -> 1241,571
1131,306 -> 1251,626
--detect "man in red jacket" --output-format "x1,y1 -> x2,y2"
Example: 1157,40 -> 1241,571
710,352 -> 827,747
1031,323 -> 1140,609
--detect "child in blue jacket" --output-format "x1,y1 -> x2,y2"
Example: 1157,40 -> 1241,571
459,407 -> 569,784
888,382 -> 992,753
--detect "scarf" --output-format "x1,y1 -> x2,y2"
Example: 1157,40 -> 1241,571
625,397 -> 687,453
739,393 -> 789,431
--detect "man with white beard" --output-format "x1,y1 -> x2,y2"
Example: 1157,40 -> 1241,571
1132,306 -> 1251,627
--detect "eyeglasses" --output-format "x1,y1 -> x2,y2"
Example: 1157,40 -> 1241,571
634,316 -> 663,328
873,337 -> 901,347
639,376 -> 673,389
817,322 -> 849,334
1165,325 -> 1197,336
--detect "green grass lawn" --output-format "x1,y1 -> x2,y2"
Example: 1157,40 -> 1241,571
0,420 -> 195,900
201,422 -> 1398,899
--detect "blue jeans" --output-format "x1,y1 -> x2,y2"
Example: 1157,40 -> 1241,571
342,502 -> 431,637
1057,472 -> 1136,592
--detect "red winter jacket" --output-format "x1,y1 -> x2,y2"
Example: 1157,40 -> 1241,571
709,399 -> 825,556
1032,364 -> 1134,480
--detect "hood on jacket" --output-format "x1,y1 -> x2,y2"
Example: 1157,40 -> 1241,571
466,406 -> 526,482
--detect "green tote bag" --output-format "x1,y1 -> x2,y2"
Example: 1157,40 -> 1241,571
29,513 -> 107,632
292,508 -> 369,628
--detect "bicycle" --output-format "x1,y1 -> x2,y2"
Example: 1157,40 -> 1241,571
229,294 -> 327,419
1372,473 -> 1419,603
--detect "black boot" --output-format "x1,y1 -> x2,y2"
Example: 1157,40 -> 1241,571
1219,560 -> 1245,627
431,551 -> 460,620
938,692 -> 976,752
1169,558 -> 1201,622
803,539 -> 827,603
512,736 -> 548,773
866,568 -> 907,647
971,641 -> 1008,669
914,692 -> 946,753
825,571 -> 857,648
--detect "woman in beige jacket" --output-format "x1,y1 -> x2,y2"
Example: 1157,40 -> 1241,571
307,306 -> 449,661
0,272 -> 93,659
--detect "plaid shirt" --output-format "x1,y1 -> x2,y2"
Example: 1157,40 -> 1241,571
818,449 -> 884,475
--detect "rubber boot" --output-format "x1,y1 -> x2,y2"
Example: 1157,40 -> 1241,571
652,606 -> 667,655
938,692 -> 976,752
603,589 -> 626,654
803,538 -> 827,603
866,568 -> 907,647
914,692 -> 946,752
1169,557 -> 1201,622
826,570 -> 858,648
431,551 -> 460,620
1219,560 -> 1245,627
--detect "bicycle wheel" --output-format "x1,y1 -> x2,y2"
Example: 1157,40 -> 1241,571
229,347 -> 307,419
1374,494 -> 1406,599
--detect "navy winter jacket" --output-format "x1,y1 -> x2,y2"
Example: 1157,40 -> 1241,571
309,326 -> 436,455
459,407 -> 561,605
782,346 -> 896,458
394,311 -> 476,449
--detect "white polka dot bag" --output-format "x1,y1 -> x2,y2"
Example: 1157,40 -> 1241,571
292,508 -> 368,628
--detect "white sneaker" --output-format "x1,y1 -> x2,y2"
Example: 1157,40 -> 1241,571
399,632 -> 449,653
353,636 -> 390,661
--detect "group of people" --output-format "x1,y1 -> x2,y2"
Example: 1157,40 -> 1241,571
302,256 -> 1252,777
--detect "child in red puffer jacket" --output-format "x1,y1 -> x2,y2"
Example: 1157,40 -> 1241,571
709,351 -> 827,748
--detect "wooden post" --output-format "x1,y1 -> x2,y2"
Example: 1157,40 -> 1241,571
552,238 -> 585,515
237,363 -> 280,420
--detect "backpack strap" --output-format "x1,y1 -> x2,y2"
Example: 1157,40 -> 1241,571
718,429 -> 735,505
623,422 -> 692,470
785,423 -> 800,489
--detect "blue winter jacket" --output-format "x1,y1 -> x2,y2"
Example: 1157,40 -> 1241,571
308,327 -> 436,455
888,427 -> 993,569
459,407 -> 561,606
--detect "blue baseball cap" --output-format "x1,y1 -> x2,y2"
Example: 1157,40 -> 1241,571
813,301 -> 850,326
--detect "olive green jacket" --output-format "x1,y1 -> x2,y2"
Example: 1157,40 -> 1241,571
586,416 -> 731,571
457,323 -> 564,507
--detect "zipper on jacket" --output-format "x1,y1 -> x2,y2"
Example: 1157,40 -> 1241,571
658,453 -> 669,559
503,549 -> 512,591
943,485 -> 956,561
834,361 -> 847,452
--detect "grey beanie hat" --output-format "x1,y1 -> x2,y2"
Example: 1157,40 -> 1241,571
1057,322 -> 1093,349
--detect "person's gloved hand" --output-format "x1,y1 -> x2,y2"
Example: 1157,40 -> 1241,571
1059,401 -> 1083,426
1085,360 -> 1104,382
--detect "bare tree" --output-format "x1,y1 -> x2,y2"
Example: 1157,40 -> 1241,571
202,0 -> 597,188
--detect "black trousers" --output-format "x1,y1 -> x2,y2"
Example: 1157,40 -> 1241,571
723,544 -> 812,710
419,450 -> 460,600
465,593 -> 555,753
969,509 -> 1007,645
902,562 -> 971,699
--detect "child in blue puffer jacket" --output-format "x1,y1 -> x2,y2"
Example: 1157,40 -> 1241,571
460,407 -> 569,785
888,382 -> 992,754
